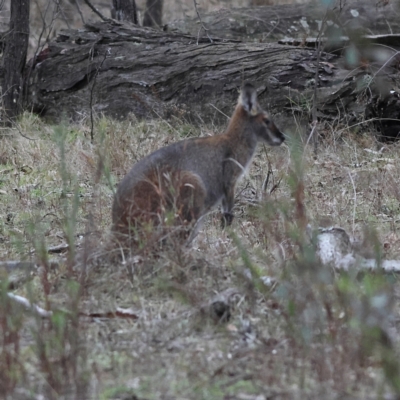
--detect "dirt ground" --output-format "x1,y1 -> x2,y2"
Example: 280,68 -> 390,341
1,109 -> 400,399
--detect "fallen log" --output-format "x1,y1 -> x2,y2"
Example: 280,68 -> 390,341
168,0 -> 400,42
25,19 -> 400,139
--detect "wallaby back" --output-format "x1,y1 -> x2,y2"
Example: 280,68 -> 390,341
112,83 -> 285,248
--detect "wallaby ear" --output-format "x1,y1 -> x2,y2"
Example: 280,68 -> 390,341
239,83 -> 258,116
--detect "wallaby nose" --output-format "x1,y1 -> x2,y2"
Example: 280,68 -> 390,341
272,129 -> 285,146
267,119 -> 285,146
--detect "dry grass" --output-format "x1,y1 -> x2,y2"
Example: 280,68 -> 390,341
1,110 -> 400,399
2,1 -> 400,398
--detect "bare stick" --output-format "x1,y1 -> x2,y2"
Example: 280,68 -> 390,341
7,293 -> 141,320
54,0 -> 72,30
347,169 -> 357,236
47,243 -> 69,253
303,120 -> 317,164
81,0 -> 110,22
88,48 -> 109,142
74,0 -> 86,25
24,0 -> 60,109
7,293 -> 53,318
193,0 -> 213,44
310,13 -> 327,158
310,1 -> 342,158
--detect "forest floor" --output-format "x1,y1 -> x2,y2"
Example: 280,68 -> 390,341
1,113 -> 400,399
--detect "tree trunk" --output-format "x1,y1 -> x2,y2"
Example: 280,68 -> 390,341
111,0 -> 138,24
143,0 -> 163,28
2,0 -> 30,125
24,20 -> 400,141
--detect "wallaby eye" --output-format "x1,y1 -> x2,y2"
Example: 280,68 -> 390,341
263,117 -> 270,124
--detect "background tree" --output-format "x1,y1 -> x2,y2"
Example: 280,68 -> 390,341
111,0 -> 138,24
143,0 -> 163,27
2,0 -> 30,125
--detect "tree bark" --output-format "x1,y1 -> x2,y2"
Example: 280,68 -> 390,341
167,0 -> 400,42
111,0 -> 138,24
24,20 -> 400,140
143,0 -> 163,28
2,0 -> 30,125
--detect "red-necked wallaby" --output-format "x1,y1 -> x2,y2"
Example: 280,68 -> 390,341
112,83 -> 285,246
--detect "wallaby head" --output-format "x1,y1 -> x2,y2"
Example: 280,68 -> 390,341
112,82 -> 285,251
233,83 -> 285,146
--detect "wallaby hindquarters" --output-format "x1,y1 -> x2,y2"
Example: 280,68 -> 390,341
112,83 -> 284,248
112,167 -> 206,243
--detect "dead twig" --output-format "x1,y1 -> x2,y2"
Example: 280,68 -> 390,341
0,260 -> 59,272
310,3 -> 334,158
85,307 -> 139,319
7,293 -> 53,318
81,0 -> 110,22
88,47 -> 109,142
74,0 -> 86,25
47,243 -> 69,254
6,293 -> 140,320
193,0 -> 213,44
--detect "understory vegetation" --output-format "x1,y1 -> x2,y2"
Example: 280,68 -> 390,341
1,113 -> 400,399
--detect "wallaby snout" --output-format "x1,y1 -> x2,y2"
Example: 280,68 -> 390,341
238,83 -> 285,147
264,118 -> 285,146
112,82 -> 284,249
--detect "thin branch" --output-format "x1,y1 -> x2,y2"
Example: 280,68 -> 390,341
6,293 -> 140,320
193,0 -> 213,44
347,169 -> 357,237
74,0 -> 86,25
54,0 -> 71,30
47,243 -> 69,253
82,0 -> 110,22
85,307 -> 139,319
10,121 -> 36,140
208,103 -> 230,119
366,49 -> 400,90
24,0 -> 61,109
7,293 -> 53,318
0,261 -> 37,271
0,260 -> 59,271
88,48 -> 109,142
310,5 -> 330,158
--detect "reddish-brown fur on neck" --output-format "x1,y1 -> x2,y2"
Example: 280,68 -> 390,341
226,104 -> 248,135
